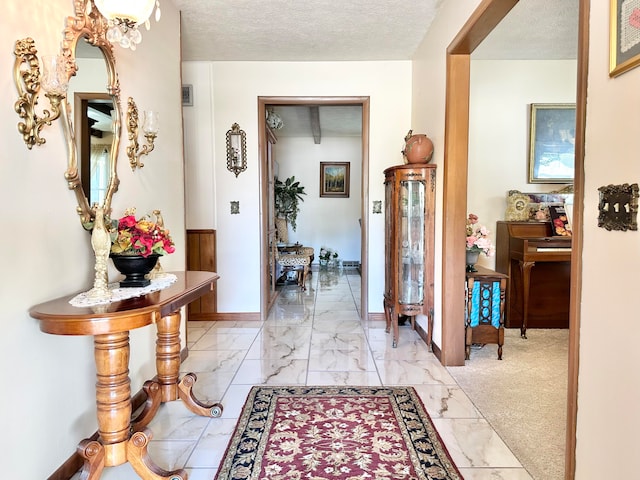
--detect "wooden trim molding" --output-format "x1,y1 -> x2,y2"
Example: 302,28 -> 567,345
444,0 -> 587,477
565,1 -> 589,477
258,96 -> 370,322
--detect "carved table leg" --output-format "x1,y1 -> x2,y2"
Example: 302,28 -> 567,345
94,332 -> 132,467
127,429 -> 188,480
383,297 -> 392,334
92,333 -> 178,479
178,373 -> 223,417
76,439 -> 105,480
156,312 -> 182,402
131,380 -> 162,432
519,261 -> 535,339
157,311 -> 223,417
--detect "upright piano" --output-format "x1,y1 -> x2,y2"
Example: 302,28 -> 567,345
495,221 -> 571,338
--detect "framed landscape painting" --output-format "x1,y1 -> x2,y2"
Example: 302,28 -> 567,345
320,162 -> 350,198
528,103 -> 576,184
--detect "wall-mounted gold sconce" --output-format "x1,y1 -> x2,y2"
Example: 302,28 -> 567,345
226,123 -> 247,177
13,38 -> 69,149
126,97 -> 158,169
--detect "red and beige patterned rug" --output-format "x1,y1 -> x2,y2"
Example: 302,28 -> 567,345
215,386 -> 462,480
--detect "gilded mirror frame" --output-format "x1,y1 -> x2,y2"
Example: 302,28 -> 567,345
61,0 -> 121,228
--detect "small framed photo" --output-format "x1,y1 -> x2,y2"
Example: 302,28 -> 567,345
320,162 -> 350,198
182,84 -> 193,106
528,103 -> 576,184
610,0 -> 640,77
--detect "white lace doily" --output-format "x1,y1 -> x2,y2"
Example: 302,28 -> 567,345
69,273 -> 178,307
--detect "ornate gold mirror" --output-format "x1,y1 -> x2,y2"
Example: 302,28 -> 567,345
61,0 -> 121,227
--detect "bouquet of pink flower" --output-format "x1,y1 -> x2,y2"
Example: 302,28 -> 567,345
465,213 -> 495,256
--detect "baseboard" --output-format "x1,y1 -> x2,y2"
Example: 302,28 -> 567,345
190,312 -> 261,321
367,312 -> 386,322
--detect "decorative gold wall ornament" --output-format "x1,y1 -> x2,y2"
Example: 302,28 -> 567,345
13,38 -> 68,149
226,123 -> 247,177
14,0 -> 124,228
126,97 -> 159,169
57,0 -> 122,228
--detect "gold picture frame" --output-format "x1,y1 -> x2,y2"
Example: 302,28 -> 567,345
319,162 -> 350,198
528,103 -> 575,184
609,0 -> 640,77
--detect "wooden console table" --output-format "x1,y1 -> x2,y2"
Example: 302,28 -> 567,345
29,271 -> 221,480
465,266 -> 507,360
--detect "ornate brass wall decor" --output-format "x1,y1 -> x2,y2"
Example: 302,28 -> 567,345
226,123 -> 247,177
598,183 -> 639,231
13,1 -> 121,227
13,38 -> 67,149
59,0 -> 122,227
126,97 -> 159,169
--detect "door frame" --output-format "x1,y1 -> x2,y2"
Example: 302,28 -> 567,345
257,96 -> 371,319
442,0 -> 587,477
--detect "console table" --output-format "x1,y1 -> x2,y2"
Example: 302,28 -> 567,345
29,271 -> 221,480
465,266 -> 507,360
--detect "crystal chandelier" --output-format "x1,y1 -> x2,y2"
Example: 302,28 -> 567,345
93,0 -> 161,50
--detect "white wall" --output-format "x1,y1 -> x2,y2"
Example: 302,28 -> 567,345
468,59 -> 577,270
275,136 -> 362,263
182,61 -> 412,313
575,0 -> 640,476
0,2 -> 184,477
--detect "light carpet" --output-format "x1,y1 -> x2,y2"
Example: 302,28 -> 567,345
448,328 -> 568,480
215,386 -> 462,480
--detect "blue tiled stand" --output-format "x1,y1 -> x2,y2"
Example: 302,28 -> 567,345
465,266 -> 508,360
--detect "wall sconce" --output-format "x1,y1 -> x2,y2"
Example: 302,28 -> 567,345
126,97 -> 159,170
13,38 -> 69,149
226,123 -> 247,177
94,0 -> 161,50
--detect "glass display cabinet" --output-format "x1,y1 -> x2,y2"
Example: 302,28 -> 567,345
383,164 -> 436,348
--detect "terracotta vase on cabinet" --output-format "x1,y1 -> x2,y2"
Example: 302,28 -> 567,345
402,131 -> 434,164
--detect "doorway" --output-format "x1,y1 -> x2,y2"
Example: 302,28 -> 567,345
442,0 -> 587,477
257,96 -> 371,319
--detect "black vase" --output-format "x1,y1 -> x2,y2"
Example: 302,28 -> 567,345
110,254 -> 159,287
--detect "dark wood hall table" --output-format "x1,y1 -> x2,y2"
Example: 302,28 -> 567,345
29,271 -> 221,480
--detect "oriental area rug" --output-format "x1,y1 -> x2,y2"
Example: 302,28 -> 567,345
215,386 -> 462,480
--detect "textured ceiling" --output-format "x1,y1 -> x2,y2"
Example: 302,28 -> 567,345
172,0 -> 444,61
172,0 -> 577,62
172,0 -> 579,138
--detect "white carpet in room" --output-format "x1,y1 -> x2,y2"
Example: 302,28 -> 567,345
447,328 -> 568,480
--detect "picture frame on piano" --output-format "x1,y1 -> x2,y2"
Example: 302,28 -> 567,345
548,204 -> 572,236
528,103 -> 576,184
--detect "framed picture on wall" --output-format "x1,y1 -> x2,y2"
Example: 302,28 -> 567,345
610,0 -> 640,77
528,103 -> 576,184
320,162 -> 350,198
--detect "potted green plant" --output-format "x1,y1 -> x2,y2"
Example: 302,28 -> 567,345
274,176 -> 306,231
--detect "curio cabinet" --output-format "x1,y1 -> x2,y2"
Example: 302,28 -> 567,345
383,164 -> 436,348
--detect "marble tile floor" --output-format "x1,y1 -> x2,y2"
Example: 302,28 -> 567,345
75,267 -> 532,480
